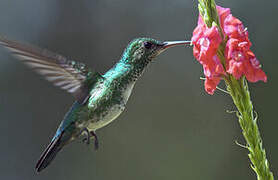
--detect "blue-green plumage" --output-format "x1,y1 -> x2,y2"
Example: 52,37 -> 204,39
0,37 -> 190,172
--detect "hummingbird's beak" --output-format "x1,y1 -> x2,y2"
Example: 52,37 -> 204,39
162,40 -> 191,49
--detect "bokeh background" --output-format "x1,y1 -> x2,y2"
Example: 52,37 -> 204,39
0,0 -> 276,179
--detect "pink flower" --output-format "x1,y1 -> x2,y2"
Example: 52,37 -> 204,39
224,14 -> 248,40
193,25 -> 222,63
192,15 -> 224,94
216,6 -> 231,29
205,77 -> 221,95
245,57 -> 267,82
191,5 -> 267,94
225,38 -> 267,82
203,55 -> 225,95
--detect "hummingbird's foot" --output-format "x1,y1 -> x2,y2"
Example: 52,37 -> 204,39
81,128 -> 90,145
80,128 -> 98,149
90,131 -> 99,150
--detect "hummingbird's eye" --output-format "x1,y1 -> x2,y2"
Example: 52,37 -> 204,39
143,41 -> 153,49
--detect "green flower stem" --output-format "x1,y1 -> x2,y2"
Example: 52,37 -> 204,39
225,74 -> 274,180
197,0 -> 274,179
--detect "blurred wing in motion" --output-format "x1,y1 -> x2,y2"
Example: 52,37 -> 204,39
0,37 -> 101,104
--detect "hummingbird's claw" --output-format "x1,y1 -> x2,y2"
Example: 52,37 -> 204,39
81,128 -> 90,145
90,131 -> 99,150
82,137 -> 90,145
80,128 -> 99,150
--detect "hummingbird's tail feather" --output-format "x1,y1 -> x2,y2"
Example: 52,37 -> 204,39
35,131 -> 68,173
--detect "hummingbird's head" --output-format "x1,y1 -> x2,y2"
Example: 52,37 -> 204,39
121,38 -> 190,66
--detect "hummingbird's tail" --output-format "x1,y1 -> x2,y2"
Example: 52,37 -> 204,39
35,131 -> 70,173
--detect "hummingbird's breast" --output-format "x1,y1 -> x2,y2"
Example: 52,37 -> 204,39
86,78 -> 135,131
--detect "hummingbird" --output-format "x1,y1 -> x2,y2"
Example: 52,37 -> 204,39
0,36 -> 190,172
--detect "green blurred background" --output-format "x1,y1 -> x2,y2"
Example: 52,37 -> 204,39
0,0 -> 276,179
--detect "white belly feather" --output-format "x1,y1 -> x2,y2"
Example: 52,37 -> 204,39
88,82 -> 135,131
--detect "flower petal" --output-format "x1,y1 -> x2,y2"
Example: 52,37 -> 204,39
205,77 -> 221,95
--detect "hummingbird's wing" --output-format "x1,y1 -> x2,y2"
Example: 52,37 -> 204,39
0,37 -> 101,104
